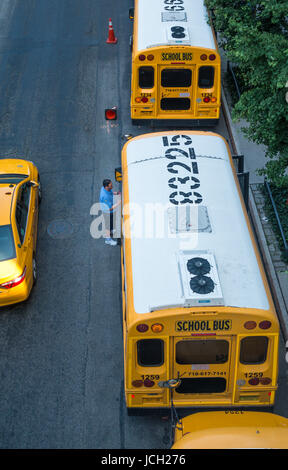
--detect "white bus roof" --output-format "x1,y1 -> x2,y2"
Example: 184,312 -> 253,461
135,0 -> 217,52
124,132 -> 270,314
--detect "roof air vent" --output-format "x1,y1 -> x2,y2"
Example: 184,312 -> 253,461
171,26 -> 186,39
178,251 -> 224,307
190,275 -> 215,295
187,257 -> 211,276
166,23 -> 190,45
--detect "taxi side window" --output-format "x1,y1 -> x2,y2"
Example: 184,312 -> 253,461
15,184 -> 31,244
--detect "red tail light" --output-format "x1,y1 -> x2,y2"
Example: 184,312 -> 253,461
244,321 -> 257,330
200,54 -> 207,61
147,54 -> 154,61
0,266 -> 26,289
139,54 -> 146,61
259,377 -> 271,385
141,97 -> 148,103
132,380 -> 143,388
203,97 -> 210,103
144,378 -> 154,387
136,323 -> 149,333
259,321 -> 271,330
248,378 -> 260,386
209,54 -> 216,61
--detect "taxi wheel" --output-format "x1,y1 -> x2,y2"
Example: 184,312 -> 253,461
32,256 -> 37,285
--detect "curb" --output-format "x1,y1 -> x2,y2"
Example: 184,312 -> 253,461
221,85 -> 288,342
249,188 -> 288,341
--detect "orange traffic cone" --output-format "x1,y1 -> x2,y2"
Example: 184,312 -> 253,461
106,18 -> 117,44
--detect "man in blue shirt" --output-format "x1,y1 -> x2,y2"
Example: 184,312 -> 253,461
100,179 -> 120,246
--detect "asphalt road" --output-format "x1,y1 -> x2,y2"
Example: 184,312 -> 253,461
0,0 -> 287,450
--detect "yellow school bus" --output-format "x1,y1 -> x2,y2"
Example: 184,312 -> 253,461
172,411 -> 288,448
130,0 -> 221,126
118,131 -> 279,413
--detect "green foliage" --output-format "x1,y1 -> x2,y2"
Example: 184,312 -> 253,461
206,0 -> 288,188
262,183 -> 288,262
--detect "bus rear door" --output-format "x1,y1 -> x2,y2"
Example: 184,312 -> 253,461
172,336 -> 233,405
158,65 -> 195,117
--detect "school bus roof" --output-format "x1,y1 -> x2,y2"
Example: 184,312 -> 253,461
172,411 -> 288,449
135,0 -> 217,53
122,131 -> 272,315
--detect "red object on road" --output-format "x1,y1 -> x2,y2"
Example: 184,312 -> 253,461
106,18 -> 117,44
105,107 -> 117,120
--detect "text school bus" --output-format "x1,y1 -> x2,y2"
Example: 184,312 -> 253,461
130,0 -> 221,126
117,131 -> 279,413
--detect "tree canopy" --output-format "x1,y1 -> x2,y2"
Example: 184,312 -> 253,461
205,0 -> 288,186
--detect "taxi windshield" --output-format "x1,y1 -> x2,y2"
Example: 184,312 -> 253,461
0,225 -> 16,262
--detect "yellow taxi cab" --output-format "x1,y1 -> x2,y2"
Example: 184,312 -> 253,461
0,159 -> 41,306
172,411 -> 288,449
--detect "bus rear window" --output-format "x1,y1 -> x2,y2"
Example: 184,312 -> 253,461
161,69 -> 192,87
139,66 -> 154,88
137,339 -> 164,366
198,66 -> 214,88
240,336 -> 268,364
0,225 -> 16,262
176,340 -> 229,364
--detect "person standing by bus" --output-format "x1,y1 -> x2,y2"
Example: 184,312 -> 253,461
99,179 -> 120,246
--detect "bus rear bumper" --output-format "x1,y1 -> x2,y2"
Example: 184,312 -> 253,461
132,118 -> 219,127
126,405 -> 274,416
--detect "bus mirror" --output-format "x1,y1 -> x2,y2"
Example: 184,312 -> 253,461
115,167 -> 122,182
158,379 -> 181,389
129,8 -> 134,19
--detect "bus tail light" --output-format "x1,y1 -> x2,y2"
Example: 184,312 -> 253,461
0,266 -> 26,289
244,321 -> 257,330
141,97 -> 148,103
259,321 -> 271,330
200,54 -> 207,61
144,378 -> 155,387
136,323 -> 149,333
132,380 -> 143,388
139,54 -> 146,61
248,378 -> 260,386
209,54 -> 216,61
147,54 -> 154,61
151,323 -> 163,333
135,97 -> 142,103
203,97 -> 210,103
260,377 -> 271,385
211,97 -> 217,103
